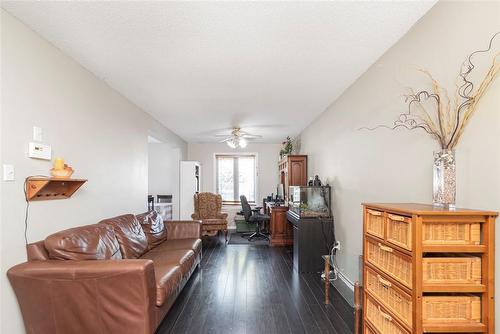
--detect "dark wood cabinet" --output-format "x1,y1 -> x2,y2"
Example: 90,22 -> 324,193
279,155 -> 307,200
287,211 -> 335,273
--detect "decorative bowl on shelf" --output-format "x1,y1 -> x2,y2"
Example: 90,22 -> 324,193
50,165 -> 74,179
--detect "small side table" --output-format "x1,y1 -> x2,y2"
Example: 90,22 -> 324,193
321,255 -> 334,305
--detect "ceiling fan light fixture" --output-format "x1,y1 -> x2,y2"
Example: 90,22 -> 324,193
220,127 -> 261,148
239,138 -> 247,148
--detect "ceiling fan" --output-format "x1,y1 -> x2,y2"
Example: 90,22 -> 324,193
216,127 -> 262,148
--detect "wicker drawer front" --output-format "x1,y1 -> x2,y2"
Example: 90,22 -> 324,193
366,209 -> 384,239
366,295 -> 410,334
423,296 -> 481,323
422,257 -> 481,285
366,239 -> 412,288
423,223 -> 481,245
386,214 -> 412,251
365,267 -> 412,327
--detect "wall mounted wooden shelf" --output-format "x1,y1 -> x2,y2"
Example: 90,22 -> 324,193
26,177 -> 87,201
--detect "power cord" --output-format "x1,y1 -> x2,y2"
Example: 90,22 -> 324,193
320,215 -> 338,282
23,178 -> 30,245
23,175 -> 49,246
320,216 -> 336,255
318,187 -> 334,252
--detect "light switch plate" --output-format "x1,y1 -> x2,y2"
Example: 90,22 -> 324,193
28,142 -> 52,160
3,164 -> 15,181
33,126 -> 43,142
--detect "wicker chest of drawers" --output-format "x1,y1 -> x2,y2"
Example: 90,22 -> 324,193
362,203 -> 497,334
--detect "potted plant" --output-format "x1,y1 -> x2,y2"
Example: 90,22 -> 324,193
280,136 -> 294,159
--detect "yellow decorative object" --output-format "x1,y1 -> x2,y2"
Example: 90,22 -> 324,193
50,163 -> 74,179
54,158 -> 65,170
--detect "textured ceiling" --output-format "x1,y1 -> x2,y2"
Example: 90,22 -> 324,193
2,1 -> 435,143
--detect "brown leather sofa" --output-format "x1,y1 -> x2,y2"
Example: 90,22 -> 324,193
7,211 -> 202,334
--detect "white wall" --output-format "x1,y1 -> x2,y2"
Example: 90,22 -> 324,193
298,0 -> 500,307
148,143 -> 181,219
188,142 -> 281,226
0,11 -> 186,333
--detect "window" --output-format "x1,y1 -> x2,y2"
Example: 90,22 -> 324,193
216,154 -> 256,203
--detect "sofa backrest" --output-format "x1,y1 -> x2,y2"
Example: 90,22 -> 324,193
136,211 -> 167,250
44,224 -> 122,260
99,214 -> 149,259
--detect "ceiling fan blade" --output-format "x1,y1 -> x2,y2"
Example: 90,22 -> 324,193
239,130 -> 261,136
241,134 -> 262,139
213,127 -> 263,143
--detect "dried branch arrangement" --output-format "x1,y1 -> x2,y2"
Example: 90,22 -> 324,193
363,32 -> 499,149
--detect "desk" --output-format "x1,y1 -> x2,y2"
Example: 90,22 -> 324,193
265,201 -> 293,246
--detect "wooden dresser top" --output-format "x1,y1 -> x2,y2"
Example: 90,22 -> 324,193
363,203 -> 498,217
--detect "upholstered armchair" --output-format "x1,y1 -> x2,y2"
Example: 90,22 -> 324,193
192,192 -> 228,242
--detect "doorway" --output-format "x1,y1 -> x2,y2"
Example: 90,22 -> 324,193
148,135 -> 181,220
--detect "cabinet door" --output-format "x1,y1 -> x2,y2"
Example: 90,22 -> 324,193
270,208 -> 293,246
289,157 -> 307,186
272,210 -> 286,235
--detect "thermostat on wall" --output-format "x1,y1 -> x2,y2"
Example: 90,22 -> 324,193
28,142 -> 52,160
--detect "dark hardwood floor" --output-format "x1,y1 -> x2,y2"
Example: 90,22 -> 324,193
156,235 -> 354,334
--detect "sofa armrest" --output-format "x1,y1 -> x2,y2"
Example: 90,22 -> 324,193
166,220 -> 202,239
7,259 -> 156,334
8,258 -> 154,280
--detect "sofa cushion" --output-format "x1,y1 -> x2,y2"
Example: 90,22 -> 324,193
140,248 -> 196,306
149,262 -> 182,306
27,241 -> 50,261
151,238 -> 201,255
136,211 -> 167,250
45,224 -> 122,260
141,248 -> 196,278
99,214 -> 148,259
200,218 -> 226,225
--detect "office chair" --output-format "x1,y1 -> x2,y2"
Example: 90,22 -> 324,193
240,195 -> 270,242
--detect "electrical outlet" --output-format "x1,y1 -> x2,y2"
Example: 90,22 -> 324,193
3,164 -> 15,181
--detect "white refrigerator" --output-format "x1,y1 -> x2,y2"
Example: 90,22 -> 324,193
179,161 -> 201,220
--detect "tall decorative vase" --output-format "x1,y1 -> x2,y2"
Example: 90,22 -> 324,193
433,149 -> 456,208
